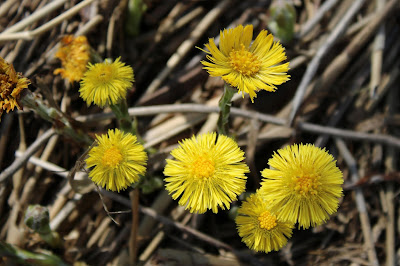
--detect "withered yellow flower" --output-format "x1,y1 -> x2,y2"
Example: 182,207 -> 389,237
260,143 -> 343,229
54,35 -> 91,83
200,24 -> 290,102
0,57 -> 30,120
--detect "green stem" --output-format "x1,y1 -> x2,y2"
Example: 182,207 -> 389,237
126,0 -> 147,36
0,241 -> 68,266
20,90 -> 92,145
217,83 -> 236,136
110,99 -> 142,142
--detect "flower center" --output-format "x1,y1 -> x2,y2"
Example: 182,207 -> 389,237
293,173 -> 321,196
102,146 -> 123,167
229,44 -> 261,76
258,211 -> 277,230
98,65 -> 113,83
191,156 -> 215,178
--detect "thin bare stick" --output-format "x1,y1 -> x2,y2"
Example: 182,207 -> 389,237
15,150 -> 71,179
87,218 -> 111,248
67,141 -> 97,194
12,152 -> 118,226
76,104 -> 400,148
101,190 -> 262,266
141,0 -> 231,97
314,0 -> 398,95
384,179 -> 395,266
19,134 -> 59,208
297,0 -> 339,39
143,114 -> 206,149
0,0 -> 15,18
138,190 -> 172,246
76,104 -> 285,125
315,49 -> 370,147
0,0 -> 96,42
75,14 -> 104,36
129,188 -> 140,265
383,78 -> 397,266
171,7 -> 204,33
0,128 -> 56,183
369,0 -> 386,98
1,0 -> 67,34
50,193 -> 82,230
23,14 -> 103,77
299,122 -> 400,148
95,186 -> 119,225
106,2 -> 118,57
335,139 -> 379,266
288,0 -> 367,125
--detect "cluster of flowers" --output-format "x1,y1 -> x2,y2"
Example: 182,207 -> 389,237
0,24 -> 343,254
165,135 -> 343,253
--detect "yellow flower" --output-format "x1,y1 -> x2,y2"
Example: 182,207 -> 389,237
86,128 -> 147,192
259,144 -> 343,229
200,24 -> 289,102
79,57 -> 134,107
0,56 -> 30,121
236,192 -> 293,253
54,35 -> 91,83
164,132 -> 249,213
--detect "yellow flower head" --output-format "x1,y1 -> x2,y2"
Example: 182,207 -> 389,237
259,143 -> 344,229
54,35 -> 90,83
164,132 -> 249,213
236,192 -> 294,253
200,24 -> 290,102
0,56 -> 30,121
79,57 -> 134,107
86,128 -> 147,192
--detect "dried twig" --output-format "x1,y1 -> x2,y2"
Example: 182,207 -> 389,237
288,0 -> 367,125
314,0 -> 398,94
1,0 -> 68,34
383,75 -> 398,266
314,48 -> 370,147
335,139 -> 379,266
297,0 -> 340,39
77,104 -> 400,148
140,0 -> 231,97
101,190 -> 263,266
19,134 -> 60,207
369,0 -> 386,98
0,128 -> 56,183
0,0 -> 96,42
129,188 -> 140,265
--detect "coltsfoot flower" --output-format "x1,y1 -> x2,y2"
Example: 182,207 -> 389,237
236,192 -> 293,253
54,35 -> 90,83
260,143 -> 344,229
79,57 -> 134,107
164,132 -> 249,213
86,129 -> 147,192
0,56 -> 30,120
200,24 -> 289,102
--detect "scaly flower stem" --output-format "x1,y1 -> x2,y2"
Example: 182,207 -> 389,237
217,83 -> 236,136
20,90 -> 92,145
110,99 -> 138,137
